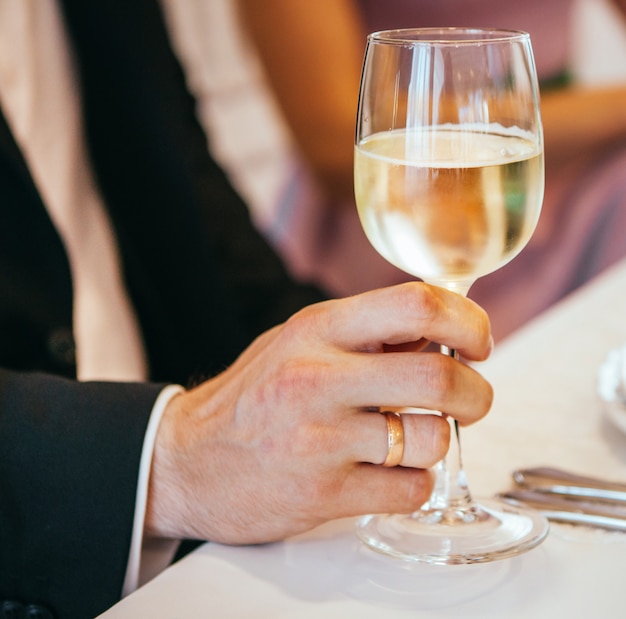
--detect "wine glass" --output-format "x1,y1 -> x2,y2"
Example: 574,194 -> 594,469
354,28 -> 549,563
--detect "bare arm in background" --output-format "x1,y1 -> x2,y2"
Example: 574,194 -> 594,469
239,0 -> 626,192
237,0 -> 365,203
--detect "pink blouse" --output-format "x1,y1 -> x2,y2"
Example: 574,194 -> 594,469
357,0 -> 574,81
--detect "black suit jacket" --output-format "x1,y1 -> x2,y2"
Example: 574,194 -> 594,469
0,1 -> 324,617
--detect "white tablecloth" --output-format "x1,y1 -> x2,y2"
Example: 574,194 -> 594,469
100,258 -> 626,618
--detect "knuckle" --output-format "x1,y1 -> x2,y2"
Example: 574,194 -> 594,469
274,358 -> 332,405
244,356 -> 330,417
280,311 -> 307,343
283,301 -> 328,340
405,282 -> 444,324
419,353 -> 457,396
305,474 -> 338,505
292,422 -> 338,458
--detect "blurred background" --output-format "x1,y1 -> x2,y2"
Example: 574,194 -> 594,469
573,0 -> 626,84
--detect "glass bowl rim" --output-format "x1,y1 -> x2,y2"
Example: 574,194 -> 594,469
367,27 -> 530,46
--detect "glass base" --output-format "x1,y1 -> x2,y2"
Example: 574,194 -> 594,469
355,498 -> 549,565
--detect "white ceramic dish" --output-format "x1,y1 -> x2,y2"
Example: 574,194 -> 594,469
598,344 -> 626,433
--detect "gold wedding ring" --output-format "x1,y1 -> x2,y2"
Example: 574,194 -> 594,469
382,411 -> 404,467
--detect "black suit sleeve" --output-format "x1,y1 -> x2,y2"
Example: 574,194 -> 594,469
0,369 -> 165,619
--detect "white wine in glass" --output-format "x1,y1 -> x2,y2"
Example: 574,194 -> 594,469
354,28 -> 549,564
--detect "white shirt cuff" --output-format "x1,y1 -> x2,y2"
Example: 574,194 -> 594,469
122,384 -> 185,596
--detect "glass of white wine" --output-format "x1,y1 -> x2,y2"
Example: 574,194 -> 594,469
354,28 -> 549,563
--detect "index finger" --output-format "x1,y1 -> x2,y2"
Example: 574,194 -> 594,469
307,282 -> 493,361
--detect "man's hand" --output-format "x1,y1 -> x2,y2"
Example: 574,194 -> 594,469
146,282 -> 493,544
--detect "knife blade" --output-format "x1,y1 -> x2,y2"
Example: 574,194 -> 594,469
512,466 -> 626,503
499,489 -> 626,532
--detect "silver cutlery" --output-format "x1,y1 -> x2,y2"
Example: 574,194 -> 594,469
497,466 -> 626,531
499,489 -> 626,532
512,466 -> 626,503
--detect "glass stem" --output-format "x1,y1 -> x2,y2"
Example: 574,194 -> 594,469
425,346 -> 473,512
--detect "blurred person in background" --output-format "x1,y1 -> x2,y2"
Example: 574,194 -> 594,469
237,0 -> 626,342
